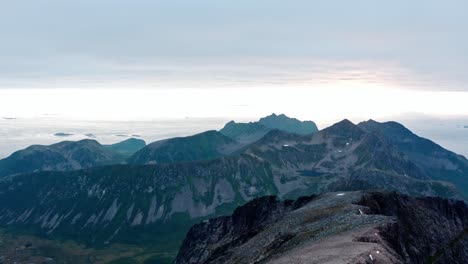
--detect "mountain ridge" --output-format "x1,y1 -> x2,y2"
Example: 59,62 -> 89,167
175,191 -> 468,264
0,138 -> 145,178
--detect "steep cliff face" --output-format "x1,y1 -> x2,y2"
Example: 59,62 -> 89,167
176,195 -> 316,264
359,192 -> 468,264
175,192 -> 468,264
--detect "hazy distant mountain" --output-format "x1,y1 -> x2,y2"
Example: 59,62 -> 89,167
104,138 -> 146,158
54,132 -> 74,137
0,138 -> 143,178
175,191 -> 468,264
128,130 -> 240,165
258,113 -> 318,134
0,119 -> 466,263
220,113 -> 318,144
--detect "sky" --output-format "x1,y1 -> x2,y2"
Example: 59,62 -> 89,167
0,0 -> 467,122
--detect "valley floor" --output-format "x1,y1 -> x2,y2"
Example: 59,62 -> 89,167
0,229 -> 175,264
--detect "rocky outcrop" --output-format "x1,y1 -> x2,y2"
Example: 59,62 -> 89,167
176,195 -> 316,264
175,191 -> 468,264
359,192 -> 468,264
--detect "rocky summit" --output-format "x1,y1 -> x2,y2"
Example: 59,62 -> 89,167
175,191 -> 468,264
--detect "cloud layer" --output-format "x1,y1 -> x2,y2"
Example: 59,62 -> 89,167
0,0 -> 467,90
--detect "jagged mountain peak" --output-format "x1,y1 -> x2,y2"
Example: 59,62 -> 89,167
320,118 -> 364,139
259,113 -> 288,121
334,118 -> 355,126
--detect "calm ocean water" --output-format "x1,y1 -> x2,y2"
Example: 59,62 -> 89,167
0,116 -> 467,159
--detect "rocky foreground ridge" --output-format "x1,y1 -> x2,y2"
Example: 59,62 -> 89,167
175,191 -> 468,264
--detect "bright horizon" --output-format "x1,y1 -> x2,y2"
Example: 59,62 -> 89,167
1,86 -> 467,124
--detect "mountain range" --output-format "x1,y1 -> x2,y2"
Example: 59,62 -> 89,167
0,138 -> 145,178
0,114 -> 467,263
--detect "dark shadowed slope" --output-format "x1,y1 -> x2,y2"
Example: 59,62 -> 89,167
359,120 -> 468,197
175,191 -> 468,264
127,131 -> 240,165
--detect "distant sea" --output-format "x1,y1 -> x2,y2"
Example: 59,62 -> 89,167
0,116 -> 467,159
0,117 -> 229,159
399,118 -> 468,159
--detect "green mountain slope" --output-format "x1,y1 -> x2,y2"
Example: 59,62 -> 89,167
104,138 -> 146,158
127,131 -> 240,165
0,139 -> 125,178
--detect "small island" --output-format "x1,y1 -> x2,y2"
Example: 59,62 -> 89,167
54,133 -> 74,137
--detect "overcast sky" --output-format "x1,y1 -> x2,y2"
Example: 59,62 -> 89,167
0,0 -> 467,120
